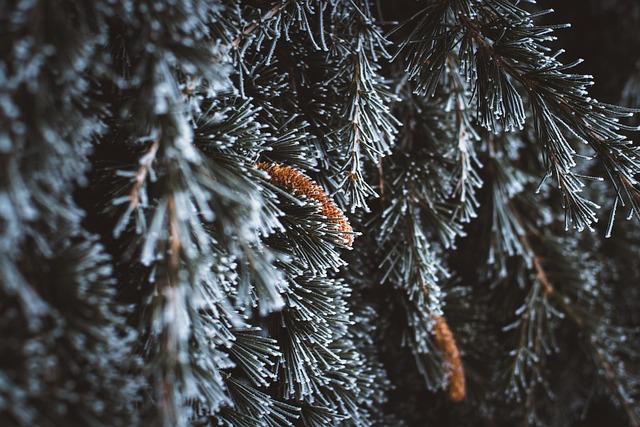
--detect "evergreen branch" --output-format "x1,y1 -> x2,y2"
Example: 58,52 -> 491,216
399,0 -> 640,230
5,1 -> 640,425
395,293 -> 447,392
332,0 -> 399,211
588,330 -> 640,426
446,55 -> 483,223
501,209 -> 639,423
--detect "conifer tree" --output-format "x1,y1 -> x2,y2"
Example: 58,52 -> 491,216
2,1 -> 640,426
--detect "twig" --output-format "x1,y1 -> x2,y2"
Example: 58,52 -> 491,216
231,1 -> 290,50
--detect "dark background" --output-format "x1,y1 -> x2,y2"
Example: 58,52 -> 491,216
538,0 -> 640,104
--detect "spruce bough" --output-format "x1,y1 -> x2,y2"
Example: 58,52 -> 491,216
1,1 -> 640,426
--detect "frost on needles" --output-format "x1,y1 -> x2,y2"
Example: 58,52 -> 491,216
2,1 -> 640,427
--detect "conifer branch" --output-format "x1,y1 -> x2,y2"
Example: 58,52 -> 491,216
4,1 -> 640,425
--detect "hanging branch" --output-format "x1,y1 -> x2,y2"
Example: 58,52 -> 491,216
399,0 -> 640,231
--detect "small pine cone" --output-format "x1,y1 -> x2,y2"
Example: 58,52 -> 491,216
432,315 -> 466,402
256,162 -> 353,247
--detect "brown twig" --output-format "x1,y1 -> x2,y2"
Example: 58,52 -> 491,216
520,232 -> 555,296
231,1 -> 290,50
130,139 -> 159,209
166,195 -> 181,272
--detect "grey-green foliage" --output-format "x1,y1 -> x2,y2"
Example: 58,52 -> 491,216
0,232 -> 143,426
399,0 -> 640,231
105,1 -> 387,425
0,1 -> 140,425
2,0 -> 640,426
0,0 -> 109,311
